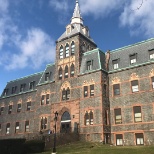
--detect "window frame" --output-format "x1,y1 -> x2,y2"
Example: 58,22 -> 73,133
6,123 -> 10,134
0,107 -> 4,115
29,81 -> 35,90
87,60 -> 92,71
20,84 -> 26,92
40,117 -> 47,130
135,133 -> 144,145
151,77 -> 154,89
84,86 -> 88,97
90,85 -> 94,96
41,95 -> 45,105
8,105 -> 12,114
59,46 -> 64,59
27,102 -> 31,111
149,50 -> 154,60
113,84 -> 120,96
45,72 -> 50,81
131,80 -> 139,93
114,108 -> 122,124
25,121 -> 29,132
71,41 -> 75,55
65,43 -> 69,58
17,103 -> 21,113
133,106 -> 142,123
46,94 -> 50,104
12,86 -> 17,94
64,65 -> 69,78
112,59 -> 119,69
116,134 -> 123,146
70,64 -> 75,77
15,122 -> 20,133
130,54 -> 137,65
59,67 -> 63,80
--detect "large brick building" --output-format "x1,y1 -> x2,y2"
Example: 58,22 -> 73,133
0,1 -> 154,146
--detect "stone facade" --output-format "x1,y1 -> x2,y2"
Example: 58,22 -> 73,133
0,1 -> 154,146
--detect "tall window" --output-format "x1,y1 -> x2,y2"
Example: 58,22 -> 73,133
25,121 -> 29,132
89,111 -> 93,125
113,84 -> 120,96
27,102 -> 31,111
84,111 -> 93,126
116,134 -> 123,146
6,123 -> 10,134
8,105 -> 12,114
149,50 -> 154,60
130,54 -> 137,64
20,84 -> 26,92
0,107 -> 4,115
90,85 -> 94,96
114,108 -> 122,124
40,117 -> 47,130
71,41 -> 75,55
135,133 -> 144,145
87,61 -> 92,70
151,77 -> 154,89
59,67 -> 63,80
64,65 -> 69,78
65,44 -> 69,57
62,88 -> 70,101
84,112 -> 89,125
15,122 -> 19,133
45,72 -> 50,81
84,86 -> 88,97
59,46 -> 63,59
17,104 -> 21,113
133,106 -> 142,122
46,94 -> 50,104
41,95 -> 45,105
29,81 -> 35,90
131,80 -> 139,92
12,86 -> 17,94
70,64 -> 75,77
112,59 -> 119,69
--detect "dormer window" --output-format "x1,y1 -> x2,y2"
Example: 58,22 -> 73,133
149,49 -> 154,60
87,60 -> 93,70
65,44 -> 69,58
3,88 -> 8,96
130,54 -> 137,65
112,59 -> 119,69
59,46 -> 64,59
12,86 -> 17,94
45,72 -> 50,81
20,84 -> 26,92
29,81 -> 35,90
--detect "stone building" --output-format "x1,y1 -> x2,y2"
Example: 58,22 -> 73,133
0,0 -> 154,146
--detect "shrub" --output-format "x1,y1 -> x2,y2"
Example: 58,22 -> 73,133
0,138 -> 26,154
24,140 -> 45,153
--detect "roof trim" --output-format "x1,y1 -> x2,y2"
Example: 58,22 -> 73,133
111,38 -> 154,53
7,72 -> 43,83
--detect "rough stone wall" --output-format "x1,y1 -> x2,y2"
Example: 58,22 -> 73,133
109,63 -> 154,145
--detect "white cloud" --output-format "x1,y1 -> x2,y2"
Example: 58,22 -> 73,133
120,0 -> 154,37
0,0 -> 56,70
79,0 -> 124,18
3,28 -> 55,70
0,0 -> 9,13
49,0 -> 69,12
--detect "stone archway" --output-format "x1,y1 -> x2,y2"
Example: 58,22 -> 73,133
60,111 -> 71,133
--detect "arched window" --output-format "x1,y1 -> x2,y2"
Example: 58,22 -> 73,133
84,112 -> 89,125
71,41 -> 75,55
61,112 -> 71,122
59,46 -> 63,59
40,117 -> 47,130
62,88 -> 70,101
70,63 -> 75,77
65,43 -> 69,58
89,111 -> 93,125
61,112 -> 71,133
59,67 -> 63,80
65,65 -> 69,78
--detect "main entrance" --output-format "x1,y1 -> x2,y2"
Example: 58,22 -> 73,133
60,111 -> 71,133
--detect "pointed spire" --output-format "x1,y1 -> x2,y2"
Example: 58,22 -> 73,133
71,0 -> 83,24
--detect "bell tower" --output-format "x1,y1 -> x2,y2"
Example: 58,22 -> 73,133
55,0 -> 97,81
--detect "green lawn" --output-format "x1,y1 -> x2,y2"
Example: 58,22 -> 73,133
34,142 -> 154,154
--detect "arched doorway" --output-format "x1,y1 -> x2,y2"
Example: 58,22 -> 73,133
61,111 -> 71,133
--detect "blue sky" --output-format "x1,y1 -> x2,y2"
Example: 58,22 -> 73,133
0,0 -> 154,95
